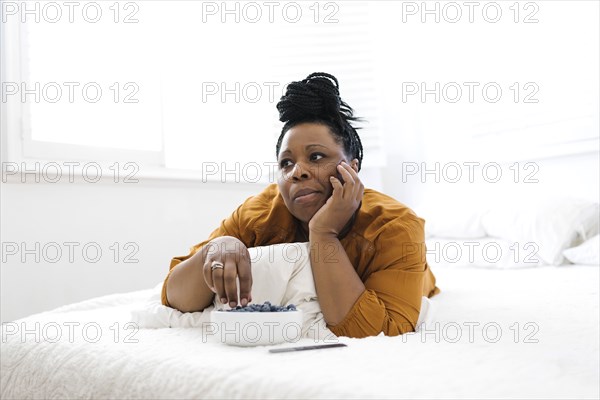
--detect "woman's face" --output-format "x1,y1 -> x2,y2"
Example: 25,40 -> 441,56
277,122 -> 358,224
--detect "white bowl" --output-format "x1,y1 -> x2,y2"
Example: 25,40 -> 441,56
210,309 -> 303,347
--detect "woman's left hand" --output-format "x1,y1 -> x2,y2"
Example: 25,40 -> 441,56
308,160 -> 364,237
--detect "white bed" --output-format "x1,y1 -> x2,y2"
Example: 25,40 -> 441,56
2,262 -> 598,399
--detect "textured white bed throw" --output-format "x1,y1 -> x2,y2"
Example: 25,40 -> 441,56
2,265 -> 597,399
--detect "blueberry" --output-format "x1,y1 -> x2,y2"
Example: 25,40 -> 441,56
225,301 -> 297,312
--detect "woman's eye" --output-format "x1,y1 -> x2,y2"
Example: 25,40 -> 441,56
279,159 -> 292,168
311,153 -> 325,161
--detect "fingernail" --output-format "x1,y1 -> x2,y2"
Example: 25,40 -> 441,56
221,298 -> 227,304
241,298 -> 248,306
229,301 -> 237,308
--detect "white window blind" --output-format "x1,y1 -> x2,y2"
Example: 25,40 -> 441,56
269,1 -> 385,168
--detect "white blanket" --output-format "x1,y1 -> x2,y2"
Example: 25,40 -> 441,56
2,265 -> 598,399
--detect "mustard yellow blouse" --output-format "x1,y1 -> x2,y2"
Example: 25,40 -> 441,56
162,183 -> 440,338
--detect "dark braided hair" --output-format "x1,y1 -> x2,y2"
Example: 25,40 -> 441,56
275,72 -> 364,171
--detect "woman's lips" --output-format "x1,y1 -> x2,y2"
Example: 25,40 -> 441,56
294,192 -> 320,204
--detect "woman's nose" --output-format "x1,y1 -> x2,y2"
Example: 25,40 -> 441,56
290,162 -> 313,181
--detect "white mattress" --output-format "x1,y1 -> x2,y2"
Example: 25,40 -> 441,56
2,264 -> 599,399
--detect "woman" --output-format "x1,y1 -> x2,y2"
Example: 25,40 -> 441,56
162,72 -> 439,338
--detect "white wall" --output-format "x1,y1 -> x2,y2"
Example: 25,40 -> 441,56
369,1 -> 599,208
0,178 -> 260,322
383,151 -> 600,208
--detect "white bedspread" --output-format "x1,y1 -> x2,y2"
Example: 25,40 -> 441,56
2,265 -> 599,399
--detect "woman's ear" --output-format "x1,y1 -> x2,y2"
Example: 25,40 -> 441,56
350,158 -> 359,173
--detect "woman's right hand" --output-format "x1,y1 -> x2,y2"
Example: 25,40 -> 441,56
202,236 -> 252,308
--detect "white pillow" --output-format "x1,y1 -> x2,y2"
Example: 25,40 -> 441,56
563,235 -> 600,265
481,197 -> 599,265
132,243 -> 333,339
415,201 -> 487,239
134,242 -> 435,336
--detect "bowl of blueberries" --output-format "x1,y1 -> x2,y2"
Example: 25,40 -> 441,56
211,301 -> 303,347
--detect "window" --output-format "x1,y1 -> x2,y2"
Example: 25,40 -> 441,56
2,1 -> 385,182
2,3 -> 164,166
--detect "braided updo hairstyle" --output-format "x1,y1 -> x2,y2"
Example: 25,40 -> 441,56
275,72 -> 364,171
